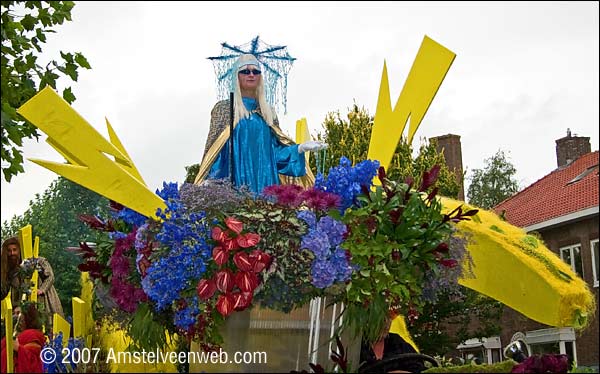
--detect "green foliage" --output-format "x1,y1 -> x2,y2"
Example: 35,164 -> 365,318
235,198 -> 318,313
2,177 -> 108,316
339,168 -> 477,343
466,150 -> 519,209
1,1 -> 91,181
409,288 -> 504,356
127,302 -> 173,352
423,359 -> 517,373
313,103 -> 460,199
184,163 -> 199,184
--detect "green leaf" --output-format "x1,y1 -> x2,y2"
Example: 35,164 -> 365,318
35,27 -> 47,42
74,52 -> 91,69
62,87 -> 75,104
64,62 -> 78,81
21,14 -> 37,31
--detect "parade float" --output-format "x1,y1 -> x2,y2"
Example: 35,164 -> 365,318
7,35 -> 595,373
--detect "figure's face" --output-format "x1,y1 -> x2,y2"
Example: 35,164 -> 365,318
7,243 -> 20,266
238,64 -> 261,92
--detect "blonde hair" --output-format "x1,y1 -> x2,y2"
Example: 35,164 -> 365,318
231,54 -> 276,128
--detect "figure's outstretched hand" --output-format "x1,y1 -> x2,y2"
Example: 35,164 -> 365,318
298,141 -> 328,153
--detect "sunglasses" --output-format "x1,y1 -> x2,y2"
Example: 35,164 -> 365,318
239,69 -> 262,76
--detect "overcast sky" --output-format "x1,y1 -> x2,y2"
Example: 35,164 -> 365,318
1,1 -> 598,223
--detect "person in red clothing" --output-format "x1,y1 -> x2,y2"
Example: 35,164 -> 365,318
1,302 -> 45,373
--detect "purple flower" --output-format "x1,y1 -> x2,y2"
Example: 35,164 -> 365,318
511,354 -> 569,373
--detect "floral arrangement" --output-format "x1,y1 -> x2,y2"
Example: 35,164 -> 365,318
72,156 -> 477,350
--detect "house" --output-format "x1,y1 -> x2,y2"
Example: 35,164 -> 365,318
491,130 -> 599,369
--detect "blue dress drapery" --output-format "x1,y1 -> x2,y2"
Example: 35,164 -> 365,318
207,97 -> 306,194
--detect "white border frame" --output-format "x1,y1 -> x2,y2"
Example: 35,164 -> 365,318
591,239 -> 599,288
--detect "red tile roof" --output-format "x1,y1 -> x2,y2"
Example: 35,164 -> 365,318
493,151 -> 599,228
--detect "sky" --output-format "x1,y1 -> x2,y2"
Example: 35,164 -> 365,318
1,1 -> 599,223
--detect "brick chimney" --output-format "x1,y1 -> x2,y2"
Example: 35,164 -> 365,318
555,128 -> 591,168
430,134 -> 465,201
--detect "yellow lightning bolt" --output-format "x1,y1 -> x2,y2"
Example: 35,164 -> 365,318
17,87 -> 166,218
367,35 -> 456,174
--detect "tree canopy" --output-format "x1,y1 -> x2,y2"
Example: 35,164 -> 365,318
313,103 -> 461,199
467,149 -> 520,209
1,1 -> 91,182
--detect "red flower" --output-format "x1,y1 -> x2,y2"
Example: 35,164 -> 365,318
233,251 -> 253,272
249,250 -> 271,273
216,293 -> 235,316
439,259 -> 458,268
237,233 -> 261,248
196,278 -> 217,300
211,226 -> 227,242
212,246 -> 229,266
225,217 -> 243,234
223,238 -> 239,251
234,271 -> 259,293
434,242 -> 449,254
419,165 -> 441,192
231,291 -> 253,311
215,269 -> 234,293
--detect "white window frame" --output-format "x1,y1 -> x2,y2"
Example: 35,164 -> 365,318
457,336 -> 502,364
525,327 -> 577,364
559,244 -> 584,278
591,239 -> 599,288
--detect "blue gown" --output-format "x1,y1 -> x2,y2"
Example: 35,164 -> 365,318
207,97 -> 306,194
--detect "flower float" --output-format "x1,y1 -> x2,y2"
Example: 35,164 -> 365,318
71,157 -> 477,350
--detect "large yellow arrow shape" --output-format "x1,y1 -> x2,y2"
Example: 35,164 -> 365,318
368,35 -> 455,175
368,36 -> 595,331
443,197 -> 595,329
17,87 -> 166,218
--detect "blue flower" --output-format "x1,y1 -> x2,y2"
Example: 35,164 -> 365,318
299,214 -> 354,289
297,210 -> 316,228
142,182 -> 212,312
175,296 -> 200,330
311,259 -> 337,288
315,157 -> 379,213
112,206 -> 148,227
316,216 -> 347,247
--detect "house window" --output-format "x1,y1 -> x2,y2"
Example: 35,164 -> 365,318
560,244 -> 584,278
591,239 -> 599,287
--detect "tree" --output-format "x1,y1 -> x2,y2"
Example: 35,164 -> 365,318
408,287 -> 504,356
313,103 -> 461,198
2,177 -> 108,316
1,1 -> 91,182
467,150 -> 520,209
